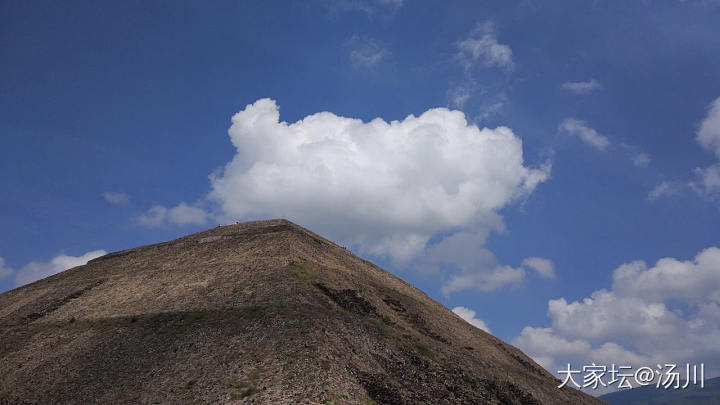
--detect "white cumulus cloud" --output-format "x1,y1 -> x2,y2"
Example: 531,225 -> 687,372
452,306 -> 491,332
11,250 -> 107,287
561,79 -> 601,94
207,98 -> 549,266
559,118 -> 611,151
612,247 -> 720,305
513,246 -> 720,387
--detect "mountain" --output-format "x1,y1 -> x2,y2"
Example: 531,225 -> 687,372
0,219 -> 602,404
599,376 -> 720,404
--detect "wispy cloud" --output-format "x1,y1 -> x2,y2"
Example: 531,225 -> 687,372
321,0 -> 404,18
447,84 -> 472,108
0,258 -> 12,279
648,181 -> 683,201
561,79 -> 601,94
632,153 -> 651,168
138,202 -> 209,227
559,118 -> 611,151
448,22 -> 513,112
102,191 -> 130,205
475,102 -> 505,122
456,22 -> 514,72
347,37 -> 388,69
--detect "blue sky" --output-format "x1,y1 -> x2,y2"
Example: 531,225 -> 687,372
2,0 -> 720,391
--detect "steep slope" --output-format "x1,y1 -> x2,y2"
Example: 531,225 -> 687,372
0,219 -> 603,404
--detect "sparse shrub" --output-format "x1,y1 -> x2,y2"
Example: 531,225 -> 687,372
69,316 -> 75,323
415,341 -> 433,358
230,387 -> 257,400
247,370 -> 261,381
131,316 -> 138,323
294,262 -> 320,284
185,380 -> 196,390
371,318 -> 388,335
240,387 -> 257,398
230,370 -> 261,399
244,304 -> 262,316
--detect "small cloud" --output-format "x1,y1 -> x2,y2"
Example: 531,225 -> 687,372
522,257 -> 556,279
692,97 -> 720,196
691,164 -> 720,196
347,37 -> 388,69
0,257 -> 13,279
648,181 -> 683,201
456,22 -> 514,72
138,202 -> 208,227
559,118 -> 611,151
561,79 -> 601,94
138,206 -> 168,227
441,265 -> 525,297
696,96 -> 720,160
322,0 -> 404,18
452,306 -> 491,333
376,0 -> 403,7
632,153 -> 651,168
423,230 -> 526,296
12,250 -> 106,287
102,191 -> 130,205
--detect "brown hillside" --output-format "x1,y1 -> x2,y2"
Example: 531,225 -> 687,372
0,219 -> 603,404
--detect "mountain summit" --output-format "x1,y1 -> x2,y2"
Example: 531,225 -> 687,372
0,219 -> 601,404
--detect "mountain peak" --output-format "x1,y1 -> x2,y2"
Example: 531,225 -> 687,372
0,220 -> 601,404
